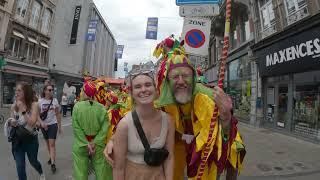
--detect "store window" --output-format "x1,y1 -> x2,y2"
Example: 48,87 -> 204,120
227,55 -> 251,121
15,0 -> 29,20
41,9 -> 52,35
9,37 -> 22,57
29,1 -> 41,29
3,73 -> 18,105
284,0 -> 309,25
293,70 -> 320,139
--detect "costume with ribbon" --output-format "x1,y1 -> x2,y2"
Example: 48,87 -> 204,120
153,36 -> 246,180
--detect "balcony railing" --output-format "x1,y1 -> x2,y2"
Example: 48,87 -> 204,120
286,5 -> 309,26
261,23 -> 277,39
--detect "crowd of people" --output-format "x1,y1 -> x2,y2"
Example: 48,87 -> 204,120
4,36 -> 246,180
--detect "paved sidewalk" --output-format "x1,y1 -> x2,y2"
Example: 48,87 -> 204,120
237,123 -> 320,178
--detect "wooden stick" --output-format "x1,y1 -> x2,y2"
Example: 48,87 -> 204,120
196,0 -> 232,179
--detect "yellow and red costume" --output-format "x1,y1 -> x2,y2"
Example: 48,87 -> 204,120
154,37 -> 246,179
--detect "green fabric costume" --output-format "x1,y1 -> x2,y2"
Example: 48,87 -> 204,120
72,100 -> 112,180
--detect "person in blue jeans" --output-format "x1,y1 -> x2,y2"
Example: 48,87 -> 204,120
7,82 -> 45,180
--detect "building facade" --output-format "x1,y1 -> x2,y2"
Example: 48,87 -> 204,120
205,0 -> 256,124
0,0 -> 14,56
206,0 -> 320,142
49,0 -> 117,100
0,0 -> 56,117
252,0 -> 320,141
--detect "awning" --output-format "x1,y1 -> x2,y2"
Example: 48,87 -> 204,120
40,42 -> 49,48
13,31 -> 25,39
28,37 -> 38,44
3,65 -> 49,78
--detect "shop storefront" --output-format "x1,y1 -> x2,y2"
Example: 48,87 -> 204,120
226,54 -> 252,122
255,24 -> 320,141
1,63 -> 49,107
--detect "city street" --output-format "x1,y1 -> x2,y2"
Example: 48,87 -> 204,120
1,116 -> 320,180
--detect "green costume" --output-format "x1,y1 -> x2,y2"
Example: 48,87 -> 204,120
72,100 -> 112,180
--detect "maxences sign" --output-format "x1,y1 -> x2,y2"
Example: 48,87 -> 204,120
256,25 -> 320,77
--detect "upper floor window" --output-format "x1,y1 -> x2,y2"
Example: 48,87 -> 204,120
0,0 -> 7,7
41,9 -> 52,35
15,0 -> 29,19
284,0 -> 309,25
29,1 -> 41,29
259,0 -> 275,30
9,37 -> 22,57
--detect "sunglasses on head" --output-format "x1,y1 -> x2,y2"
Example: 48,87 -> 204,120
130,70 -> 154,80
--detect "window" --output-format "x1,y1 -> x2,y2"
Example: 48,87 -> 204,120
38,47 -> 47,64
3,73 -> 18,104
9,37 -> 22,57
41,9 -> 52,35
293,70 -> 320,139
15,0 -> 29,19
259,0 -> 275,30
284,0 -> 309,25
24,42 -> 35,61
29,1 -> 41,29
0,0 -> 6,6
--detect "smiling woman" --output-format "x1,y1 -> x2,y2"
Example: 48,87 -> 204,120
112,72 -> 175,180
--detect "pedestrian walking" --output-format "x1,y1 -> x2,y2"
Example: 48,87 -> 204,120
38,85 -> 62,174
111,71 -> 175,180
4,82 -> 46,180
68,92 -> 76,116
72,80 -> 112,180
61,93 -> 68,117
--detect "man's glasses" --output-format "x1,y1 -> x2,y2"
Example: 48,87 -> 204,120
168,73 -> 193,81
47,89 -> 53,92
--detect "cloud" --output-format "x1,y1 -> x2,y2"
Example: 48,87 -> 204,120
93,0 -> 183,78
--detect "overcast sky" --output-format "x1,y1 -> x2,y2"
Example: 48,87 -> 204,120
93,0 -> 183,78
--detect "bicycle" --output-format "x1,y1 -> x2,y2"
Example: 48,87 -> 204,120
0,114 -> 4,124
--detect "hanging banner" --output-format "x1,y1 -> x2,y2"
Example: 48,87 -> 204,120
181,17 -> 211,56
146,17 -> 158,40
87,20 -> 98,41
70,5 -> 82,44
116,45 -> 124,59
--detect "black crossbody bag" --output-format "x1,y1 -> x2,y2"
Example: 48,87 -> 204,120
132,110 -> 169,166
40,98 -> 53,121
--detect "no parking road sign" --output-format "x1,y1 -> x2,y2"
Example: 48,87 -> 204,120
182,18 -> 211,56
185,29 -> 205,48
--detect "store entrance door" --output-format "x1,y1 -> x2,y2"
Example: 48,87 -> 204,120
277,85 -> 288,128
266,86 -> 276,126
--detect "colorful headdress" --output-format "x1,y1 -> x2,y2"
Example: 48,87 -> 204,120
83,81 -> 97,98
153,36 -> 197,107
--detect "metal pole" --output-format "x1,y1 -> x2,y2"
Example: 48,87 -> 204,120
196,0 -> 232,179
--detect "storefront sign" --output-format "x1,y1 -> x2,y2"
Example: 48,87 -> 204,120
256,25 -> 320,76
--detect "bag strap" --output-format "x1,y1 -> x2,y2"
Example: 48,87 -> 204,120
43,98 -> 53,114
132,110 -> 150,150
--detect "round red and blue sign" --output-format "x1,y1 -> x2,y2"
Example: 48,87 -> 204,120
185,29 -> 206,48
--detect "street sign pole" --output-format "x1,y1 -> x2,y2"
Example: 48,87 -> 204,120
196,0 -> 232,179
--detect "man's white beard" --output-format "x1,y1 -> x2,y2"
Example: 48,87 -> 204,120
174,91 -> 192,104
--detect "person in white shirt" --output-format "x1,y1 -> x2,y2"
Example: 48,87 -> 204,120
38,85 -> 62,174
61,93 -> 68,117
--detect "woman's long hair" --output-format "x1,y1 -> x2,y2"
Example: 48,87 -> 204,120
16,82 -> 36,112
41,84 -> 54,98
